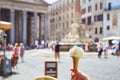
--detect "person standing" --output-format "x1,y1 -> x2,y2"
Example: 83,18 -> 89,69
12,43 -> 19,58
11,43 -> 19,68
103,41 -> 109,58
54,41 -> 60,61
117,41 -> 120,57
97,42 -> 103,59
19,43 -> 25,62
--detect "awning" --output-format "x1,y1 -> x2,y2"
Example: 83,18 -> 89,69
0,21 -> 12,31
102,36 -> 120,41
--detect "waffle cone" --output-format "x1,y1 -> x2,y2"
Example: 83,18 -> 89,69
72,56 -> 80,71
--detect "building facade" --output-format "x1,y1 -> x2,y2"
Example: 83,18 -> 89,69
103,0 -> 120,37
81,0 -> 120,41
0,0 -> 48,46
81,0 -> 104,41
48,0 -> 81,41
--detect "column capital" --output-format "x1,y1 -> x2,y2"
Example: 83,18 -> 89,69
23,10 -> 27,15
23,10 -> 27,13
10,9 -> 15,13
34,12 -> 38,15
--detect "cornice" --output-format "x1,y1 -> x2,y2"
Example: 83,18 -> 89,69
0,0 -> 48,13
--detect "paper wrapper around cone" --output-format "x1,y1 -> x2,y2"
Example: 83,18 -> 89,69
69,46 -> 84,71
0,21 -> 12,31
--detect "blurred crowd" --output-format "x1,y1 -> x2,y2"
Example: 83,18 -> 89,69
0,43 -> 13,51
96,40 -> 120,58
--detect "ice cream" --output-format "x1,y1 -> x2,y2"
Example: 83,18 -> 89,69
69,46 -> 84,70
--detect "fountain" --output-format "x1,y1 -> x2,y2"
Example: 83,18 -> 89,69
60,20 -> 86,51
62,20 -> 79,42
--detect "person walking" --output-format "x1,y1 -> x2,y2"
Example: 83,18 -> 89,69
19,43 -> 25,62
11,43 -> 19,69
54,41 -> 60,61
103,41 -> 109,58
117,41 -> 120,57
12,43 -> 19,58
97,42 -> 103,59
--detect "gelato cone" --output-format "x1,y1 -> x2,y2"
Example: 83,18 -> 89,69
72,56 -> 80,70
69,46 -> 84,70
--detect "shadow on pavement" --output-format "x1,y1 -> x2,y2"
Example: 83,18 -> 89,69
0,72 -> 19,79
11,72 -> 19,75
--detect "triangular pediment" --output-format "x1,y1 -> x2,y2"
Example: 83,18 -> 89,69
35,0 -> 49,6
11,0 -> 49,6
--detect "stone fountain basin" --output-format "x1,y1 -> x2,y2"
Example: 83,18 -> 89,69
59,43 -> 97,52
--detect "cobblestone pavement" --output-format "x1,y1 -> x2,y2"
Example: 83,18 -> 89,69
0,49 -> 120,80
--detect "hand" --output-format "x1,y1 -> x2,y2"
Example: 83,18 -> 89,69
70,69 -> 90,80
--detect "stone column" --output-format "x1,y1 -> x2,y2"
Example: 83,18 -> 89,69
34,12 -> 37,44
44,14 -> 48,42
0,8 -> 1,20
38,14 -> 42,44
10,9 -> 15,44
23,11 -> 27,45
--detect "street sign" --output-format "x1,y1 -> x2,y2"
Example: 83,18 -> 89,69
45,61 -> 58,78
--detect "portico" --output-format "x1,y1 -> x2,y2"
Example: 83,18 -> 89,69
0,0 -> 48,46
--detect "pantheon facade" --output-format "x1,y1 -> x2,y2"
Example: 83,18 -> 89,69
0,0 -> 48,46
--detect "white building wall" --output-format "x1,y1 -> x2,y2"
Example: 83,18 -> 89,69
118,13 -> 120,28
48,0 -> 77,41
104,11 -> 120,37
81,0 -> 104,41
103,12 -> 112,37
103,0 -> 120,37
105,0 -> 120,10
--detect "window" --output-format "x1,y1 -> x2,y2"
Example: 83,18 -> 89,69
94,14 -> 103,22
100,27 -> 103,34
81,8 -> 86,14
100,3 -> 102,9
108,2 -> 111,10
95,27 -> 98,34
87,16 -> 91,25
59,16 -> 61,21
88,6 -> 91,12
82,18 -> 86,24
107,26 -> 110,30
94,16 -> 97,22
89,35 -> 92,38
107,14 -> 110,20
98,14 -> 103,21
95,4 -> 97,10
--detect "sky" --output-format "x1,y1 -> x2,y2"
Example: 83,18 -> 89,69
45,0 -> 57,4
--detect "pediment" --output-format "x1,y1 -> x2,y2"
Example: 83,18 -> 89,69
12,0 -> 49,6
35,0 -> 49,6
